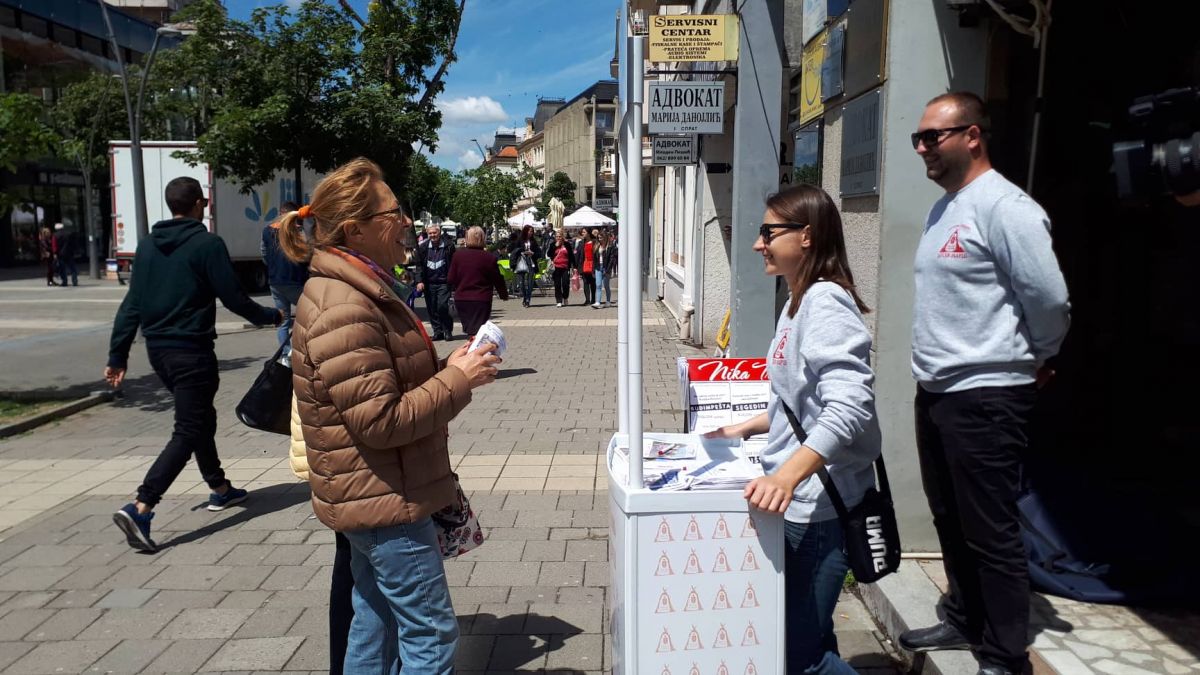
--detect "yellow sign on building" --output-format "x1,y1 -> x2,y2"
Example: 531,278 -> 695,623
799,29 -> 826,125
649,14 -> 740,62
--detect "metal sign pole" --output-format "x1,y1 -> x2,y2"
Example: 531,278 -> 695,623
617,10 -> 630,437
627,34 -> 645,489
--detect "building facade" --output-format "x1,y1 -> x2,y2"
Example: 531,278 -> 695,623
0,0 -> 179,266
543,80 -> 618,213
625,0 -> 1197,560
515,97 -> 563,211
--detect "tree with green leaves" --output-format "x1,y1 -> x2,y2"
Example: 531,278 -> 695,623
535,171 -> 577,218
51,71 -> 134,277
158,0 -> 466,198
0,94 -> 60,212
405,153 -> 458,219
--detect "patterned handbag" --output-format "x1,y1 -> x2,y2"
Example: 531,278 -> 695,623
432,474 -> 485,559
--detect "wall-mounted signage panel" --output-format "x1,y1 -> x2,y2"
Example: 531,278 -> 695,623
649,14 -> 740,62
648,82 -> 726,134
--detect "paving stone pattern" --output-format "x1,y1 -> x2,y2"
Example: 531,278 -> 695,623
0,294 -> 903,674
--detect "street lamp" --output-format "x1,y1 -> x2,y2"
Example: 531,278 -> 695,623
97,1 -> 193,244
469,138 -> 487,163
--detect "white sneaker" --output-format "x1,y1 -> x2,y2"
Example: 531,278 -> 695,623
592,303 -> 601,309
556,302 -> 563,307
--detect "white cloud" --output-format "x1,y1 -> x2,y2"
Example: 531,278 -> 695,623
457,149 -> 483,170
438,96 -> 510,125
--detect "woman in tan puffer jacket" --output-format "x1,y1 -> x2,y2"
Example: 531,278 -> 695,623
277,158 -> 501,675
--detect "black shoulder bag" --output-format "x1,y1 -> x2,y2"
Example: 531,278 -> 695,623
780,401 -> 901,583
235,339 -> 293,436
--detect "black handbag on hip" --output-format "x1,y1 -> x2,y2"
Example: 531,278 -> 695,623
781,401 -> 901,583
235,339 -> 293,436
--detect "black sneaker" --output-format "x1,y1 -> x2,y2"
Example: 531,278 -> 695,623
113,503 -> 157,553
898,621 -> 973,652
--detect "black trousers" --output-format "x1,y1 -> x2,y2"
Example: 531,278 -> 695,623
137,348 -> 226,507
552,267 -> 570,303
330,531 -> 354,675
581,269 -> 596,304
423,282 -> 453,338
915,384 -> 1036,672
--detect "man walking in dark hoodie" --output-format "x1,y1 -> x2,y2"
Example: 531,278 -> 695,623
104,177 -> 282,553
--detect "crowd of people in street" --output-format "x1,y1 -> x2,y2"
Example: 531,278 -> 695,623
100,91 -> 1069,675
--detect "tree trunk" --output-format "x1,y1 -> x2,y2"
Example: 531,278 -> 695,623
293,161 -> 303,205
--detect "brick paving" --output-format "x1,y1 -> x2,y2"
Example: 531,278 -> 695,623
0,279 -> 902,674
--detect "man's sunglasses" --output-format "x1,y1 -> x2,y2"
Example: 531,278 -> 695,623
910,125 -> 980,150
759,223 -> 807,244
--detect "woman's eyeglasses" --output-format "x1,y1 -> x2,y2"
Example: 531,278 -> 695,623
367,206 -> 406,221
759,223 -> 807,244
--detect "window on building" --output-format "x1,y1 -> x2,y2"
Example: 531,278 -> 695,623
54,26 -> 79,49
788,72 -> 802,127
23,15 -> 48,38
0,7 -> 17,28
595,111 -> 614,130
793,120 -> 822,186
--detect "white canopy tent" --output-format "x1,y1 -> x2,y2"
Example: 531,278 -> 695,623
506,207 -> 546,228
562,205 -> 616,230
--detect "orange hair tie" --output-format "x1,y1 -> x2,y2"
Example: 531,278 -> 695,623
297,205 -> 312,219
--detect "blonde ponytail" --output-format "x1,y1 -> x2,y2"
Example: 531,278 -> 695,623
277,210 -> 311,263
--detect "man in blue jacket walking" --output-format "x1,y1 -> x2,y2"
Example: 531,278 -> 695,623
261,200 -> 310,346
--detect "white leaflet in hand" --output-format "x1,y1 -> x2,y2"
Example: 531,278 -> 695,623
468,321 -> 507,357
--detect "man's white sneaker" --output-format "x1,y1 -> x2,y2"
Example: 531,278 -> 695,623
556,302 -> 563,307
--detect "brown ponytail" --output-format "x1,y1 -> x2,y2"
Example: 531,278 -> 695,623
278,158 -> 387,264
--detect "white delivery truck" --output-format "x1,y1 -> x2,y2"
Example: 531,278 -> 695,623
110,140 -> 321,290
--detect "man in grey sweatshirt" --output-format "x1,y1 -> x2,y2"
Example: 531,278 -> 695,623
898,92 -> 1070,675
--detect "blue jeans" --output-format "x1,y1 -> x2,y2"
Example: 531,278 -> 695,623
594,268 -> 611,304
785,518 -> 857,675
270,284 -> 304,346
518,271 -> 534,304
342,518 -> 458,675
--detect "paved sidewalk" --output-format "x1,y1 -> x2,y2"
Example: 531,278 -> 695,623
0,295 -> 903,674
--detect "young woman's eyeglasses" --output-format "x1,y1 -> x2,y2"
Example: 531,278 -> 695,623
759,223 -> 807,244
367,206 -> 405,221
910,125 -> 974,150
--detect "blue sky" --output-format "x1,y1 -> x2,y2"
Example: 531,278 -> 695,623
229,0 -> 621,171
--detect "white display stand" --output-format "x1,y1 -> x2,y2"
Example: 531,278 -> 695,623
607,433 -> 785,675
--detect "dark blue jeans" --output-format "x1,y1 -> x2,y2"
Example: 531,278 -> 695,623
785,518 -> 858,674
518,271 -> 534,304
270,283 -> 304,346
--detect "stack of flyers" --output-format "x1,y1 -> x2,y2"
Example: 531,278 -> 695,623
642,440 -> 697,459
468,321 -> 507,357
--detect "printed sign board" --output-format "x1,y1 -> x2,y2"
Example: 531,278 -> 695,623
839,89 -> 884,197
649,82 -> 726,135
678,358 -> 770,435
799,30 -> 826,125
649,14 -> 740,63
652,136 -> 698,165
594,197 -> 614,211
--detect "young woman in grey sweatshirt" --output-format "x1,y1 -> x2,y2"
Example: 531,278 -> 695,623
706,184 -> 881,674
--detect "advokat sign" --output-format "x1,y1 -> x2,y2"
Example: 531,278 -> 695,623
648,82 -> 725,135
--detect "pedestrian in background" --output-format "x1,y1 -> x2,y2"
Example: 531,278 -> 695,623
279,158 -> 502,674
509,225 -> 542,308
571,228 -> 586,304
105,177 -> 282,553
705,183 -> 881,674
38,226 -> 57,286
53,223 -> 78,287
261,200 -> 310,347
449,225 -> 508,337
579,228 -> 597,306
899,92 -> 1070,675
547,230 -> 575,307
592,230 -> 616,308
413,223 -> 456,340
